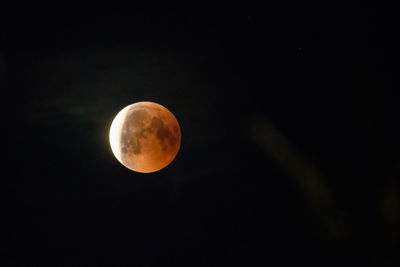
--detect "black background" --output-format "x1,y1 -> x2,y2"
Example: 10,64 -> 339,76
3,5 -> 399,266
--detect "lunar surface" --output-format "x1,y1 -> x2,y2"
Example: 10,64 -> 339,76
109,102 -> 181,173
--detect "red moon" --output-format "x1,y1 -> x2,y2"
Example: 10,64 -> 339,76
109,102 -> 181,173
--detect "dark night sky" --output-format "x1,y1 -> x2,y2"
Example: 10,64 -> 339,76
3,6 -> 399,266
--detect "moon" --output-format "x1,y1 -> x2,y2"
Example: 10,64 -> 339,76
109,101 -> 181,173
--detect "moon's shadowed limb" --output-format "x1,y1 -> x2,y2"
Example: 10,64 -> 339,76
110,102 -> 181,173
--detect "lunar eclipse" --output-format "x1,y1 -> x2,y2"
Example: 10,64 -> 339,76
109,101 -> 181,173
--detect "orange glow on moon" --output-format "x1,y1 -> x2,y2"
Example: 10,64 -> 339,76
109,101 -> 181,173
